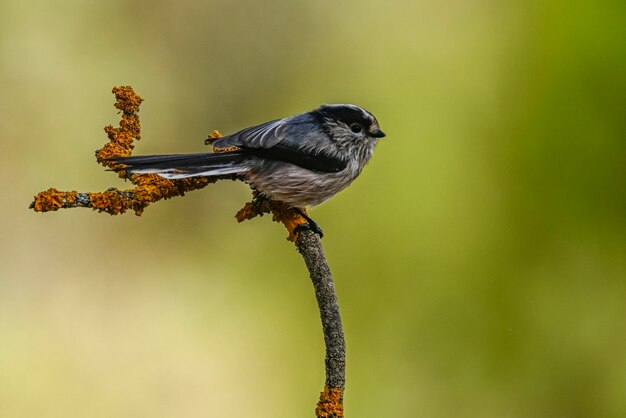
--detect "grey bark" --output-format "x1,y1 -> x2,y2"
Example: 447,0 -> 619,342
296,229 -> 346,390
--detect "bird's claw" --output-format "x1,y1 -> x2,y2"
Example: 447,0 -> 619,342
294,222 -> 324,238
295,209 -> 324,238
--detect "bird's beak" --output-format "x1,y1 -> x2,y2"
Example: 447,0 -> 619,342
371,129 -> 386,138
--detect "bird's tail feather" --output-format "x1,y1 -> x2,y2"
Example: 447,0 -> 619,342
111,152 -> 249,179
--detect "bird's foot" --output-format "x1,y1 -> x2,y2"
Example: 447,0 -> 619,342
295,208 -> 324,238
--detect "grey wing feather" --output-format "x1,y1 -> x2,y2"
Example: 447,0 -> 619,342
211,114 -> 348,173
211,118 -> 288,150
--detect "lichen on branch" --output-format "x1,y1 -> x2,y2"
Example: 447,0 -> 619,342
316,386 -> 344,418
30,86 -> 221,216
29,86 -> 346,417
28,86 -> 308,236
235,190 -> 310,241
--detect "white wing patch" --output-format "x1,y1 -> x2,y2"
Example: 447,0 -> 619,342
158,165 -> 246,179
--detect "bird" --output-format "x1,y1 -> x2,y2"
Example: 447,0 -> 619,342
112,104 -> 386,236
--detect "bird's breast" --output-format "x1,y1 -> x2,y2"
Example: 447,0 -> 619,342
244,160 -> 360,207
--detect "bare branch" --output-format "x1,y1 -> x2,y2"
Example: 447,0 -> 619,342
297,229 -> 345,417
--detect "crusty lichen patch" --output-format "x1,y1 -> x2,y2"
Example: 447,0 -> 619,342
30,86 -> 303,239
315,387 -> 344,418
30,86 -> 220,216
30,188 -> 78,212
96,86 -> 144,173
235,191 -> 309,241
204,129 -> 223,146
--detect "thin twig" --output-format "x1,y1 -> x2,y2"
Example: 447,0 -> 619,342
296,229 -> 345,418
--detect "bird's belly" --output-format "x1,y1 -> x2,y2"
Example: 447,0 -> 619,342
245,162 -> 356,208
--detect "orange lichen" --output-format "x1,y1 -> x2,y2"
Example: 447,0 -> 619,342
270,203 -> 310,241
29,86 -> 302,239
204,129 -> 223,145
205,129 -> 240,152
30,188 -> 78,212
96,86 -> 144,174
213,145 -> 241,153
30,86 -> 221,216
315,387 -> 344,418
88,190 -> 133,215
235,192 -> 309,241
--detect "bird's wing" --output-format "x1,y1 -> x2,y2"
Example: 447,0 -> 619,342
211,117 -> 347,173
211,118 -> 287,150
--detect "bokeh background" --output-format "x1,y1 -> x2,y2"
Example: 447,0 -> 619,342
1,1 -> 625,417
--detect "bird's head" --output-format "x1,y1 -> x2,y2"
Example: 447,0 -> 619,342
315,104 -> 385,147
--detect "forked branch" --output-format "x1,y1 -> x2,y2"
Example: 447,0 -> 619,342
29,87 -> 345,417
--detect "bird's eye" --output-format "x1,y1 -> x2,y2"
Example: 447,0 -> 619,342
350,124 -> 362,133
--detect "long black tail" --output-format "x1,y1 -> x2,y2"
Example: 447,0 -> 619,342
111,151 -> 249,179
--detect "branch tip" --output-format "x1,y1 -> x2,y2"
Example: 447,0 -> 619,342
30,188 -> 78,212
112,85 -> 144,113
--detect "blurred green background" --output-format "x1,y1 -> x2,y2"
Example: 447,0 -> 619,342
1,1 -> 625,417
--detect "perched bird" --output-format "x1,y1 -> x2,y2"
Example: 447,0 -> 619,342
112,104 -> 385,236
